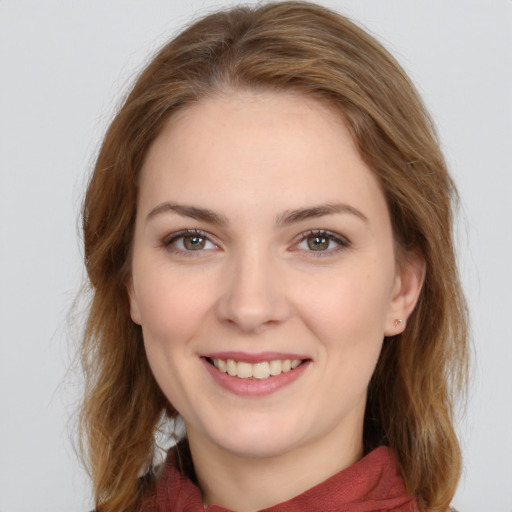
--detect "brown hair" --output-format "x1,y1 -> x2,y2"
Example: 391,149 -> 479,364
79,2 -> 468,511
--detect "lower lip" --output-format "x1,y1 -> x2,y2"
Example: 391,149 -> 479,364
202,358 -> 310,396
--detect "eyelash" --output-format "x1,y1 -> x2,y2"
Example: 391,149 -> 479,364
294,230 -> 350,256
162,229 -> 217,255
161,229 -> 350,256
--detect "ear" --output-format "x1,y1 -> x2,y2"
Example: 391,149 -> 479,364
384,250 -> 426,336
126,276 -> 142,325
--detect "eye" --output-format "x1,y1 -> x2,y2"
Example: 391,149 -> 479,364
164,230 -> 218,253
295,230 -> 349,254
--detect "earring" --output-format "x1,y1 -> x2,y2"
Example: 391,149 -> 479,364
394,319 -> 405,327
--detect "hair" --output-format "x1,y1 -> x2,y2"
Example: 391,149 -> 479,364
79,2 -> 469,511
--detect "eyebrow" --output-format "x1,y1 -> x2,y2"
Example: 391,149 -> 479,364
146,203 -> 229,225
275,203 -> 368,226
146,201 -> 368,226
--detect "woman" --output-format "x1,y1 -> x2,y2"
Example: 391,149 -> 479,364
79,2 -> 468,511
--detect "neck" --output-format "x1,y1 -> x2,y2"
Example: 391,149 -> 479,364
186,425 -> 364,512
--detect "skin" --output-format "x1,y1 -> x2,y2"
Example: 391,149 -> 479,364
128,90 -> 424,511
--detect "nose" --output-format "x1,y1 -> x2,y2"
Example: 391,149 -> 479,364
216,248 -> 291,333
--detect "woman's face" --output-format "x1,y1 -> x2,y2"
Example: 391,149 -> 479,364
128,90 -> 417,461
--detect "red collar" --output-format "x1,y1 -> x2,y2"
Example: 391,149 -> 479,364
142,446 -> 417,512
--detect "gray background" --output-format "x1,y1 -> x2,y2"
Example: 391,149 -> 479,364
1,1 -> 511,510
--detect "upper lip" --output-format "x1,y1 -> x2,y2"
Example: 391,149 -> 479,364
202,351 -> 310,363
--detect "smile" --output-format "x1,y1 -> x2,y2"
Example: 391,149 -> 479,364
210,358 -> 302,379
202,354 -> 310,396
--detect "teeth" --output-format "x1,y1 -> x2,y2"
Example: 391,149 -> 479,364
227,359 -> 237,376
253,362 -> 270,379
237,361 -> 253,378
211,358 -> 303,379
269,360 -> 282,376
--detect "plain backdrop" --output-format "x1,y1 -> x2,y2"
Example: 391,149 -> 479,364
1,1 -> 511,511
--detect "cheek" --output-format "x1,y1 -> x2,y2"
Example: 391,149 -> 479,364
296,264 -> 394,354
133,267 -> 215,345
305,275 -> 392,326
134,269 -> 217,411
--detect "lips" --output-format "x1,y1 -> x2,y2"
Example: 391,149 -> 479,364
202,352 -> 310,396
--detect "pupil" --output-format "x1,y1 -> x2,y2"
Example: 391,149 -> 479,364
185,236 -> 205,250
308,236 -> 328,251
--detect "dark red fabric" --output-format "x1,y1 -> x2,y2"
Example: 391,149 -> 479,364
142,446 -> 418,512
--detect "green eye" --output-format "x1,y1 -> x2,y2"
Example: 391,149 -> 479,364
296,230 -> 349,254
183,235 -> 206,250
165,230 -> 217,252
307,235 -> 330,251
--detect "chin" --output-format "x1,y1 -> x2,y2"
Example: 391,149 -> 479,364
195,416 -> 305,459
218,433 -> 300,459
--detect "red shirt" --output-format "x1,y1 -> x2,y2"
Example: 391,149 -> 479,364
141,446 -> 418,511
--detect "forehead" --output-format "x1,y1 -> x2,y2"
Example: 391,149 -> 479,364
138,90 -> 386,221
142,90 -> 358,173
